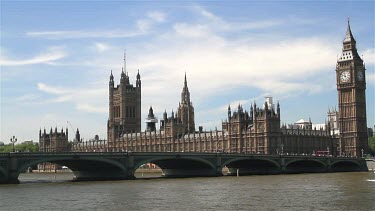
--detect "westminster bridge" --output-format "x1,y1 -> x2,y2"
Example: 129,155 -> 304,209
0,152 -> 368,184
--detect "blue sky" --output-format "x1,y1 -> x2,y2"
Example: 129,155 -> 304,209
1,1 -> 374,143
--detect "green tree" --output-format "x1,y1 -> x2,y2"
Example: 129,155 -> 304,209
368,136 -> 375,156
0,141 -> 39,153
0,144 -> 13,152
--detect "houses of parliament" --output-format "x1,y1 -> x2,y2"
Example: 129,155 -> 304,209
40,21 -> 368,158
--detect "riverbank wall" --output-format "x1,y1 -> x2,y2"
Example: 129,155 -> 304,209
366,159 -> 375,171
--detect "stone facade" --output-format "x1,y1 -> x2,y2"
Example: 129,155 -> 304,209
177,73 -> 195,133
221,99 -> 333,155
38,127 -> 70,171
73,91 -> 332,155
160,74 -> 195,137
107,56 -> 141,148
39,127 -> 69,152
328,108 -> 340,135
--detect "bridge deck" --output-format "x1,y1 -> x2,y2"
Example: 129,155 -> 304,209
0,152 -> 368,184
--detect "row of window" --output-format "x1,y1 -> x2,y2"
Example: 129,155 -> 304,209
114,106 -> 137,118
338,62 -> 350,67
126,106 -> 136,118
114,106 -> 121,118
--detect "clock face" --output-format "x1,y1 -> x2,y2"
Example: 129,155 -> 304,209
340,70 -> 350,83
357,71 -> 364,81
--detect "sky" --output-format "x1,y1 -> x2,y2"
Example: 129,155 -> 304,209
1,1 -> 374,144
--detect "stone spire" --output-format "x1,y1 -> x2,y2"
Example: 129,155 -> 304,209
184,72 -> 188,88
137,69 -> 140,80
338,19 -> 361,62
136,69 -> 141,88
145,106 -> 158,132
148,106 -> 155,118
228,104 -> 231,118
343,18 -> 356,44
181,73 -> 190,104
109,70 -> 114,84
120,67 -> 126,84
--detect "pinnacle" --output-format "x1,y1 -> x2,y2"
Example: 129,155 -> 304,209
184,72 -> 188,88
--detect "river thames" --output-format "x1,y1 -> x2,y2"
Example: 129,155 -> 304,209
0,172 -> 374,210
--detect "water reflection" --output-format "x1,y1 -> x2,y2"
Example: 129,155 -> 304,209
2,172 -> 374,211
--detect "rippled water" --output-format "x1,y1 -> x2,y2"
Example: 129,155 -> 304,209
0,172 -> 374,210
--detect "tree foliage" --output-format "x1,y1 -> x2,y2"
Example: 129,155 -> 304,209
368,136 -> 375,156
0,142 -> 39,153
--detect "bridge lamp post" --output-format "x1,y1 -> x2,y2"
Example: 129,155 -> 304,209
361,149 -> 364,158
280,144 -> 284,155
276,148 -> 279,155
10,136 -> 17,152
327,146 -> 330,155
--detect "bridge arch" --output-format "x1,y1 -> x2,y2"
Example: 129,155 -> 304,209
222,157 -> 281,175
330,160 -> 361,172
285,159 -> 327,173
134,157 -> 218,178
16,157 -> 127,182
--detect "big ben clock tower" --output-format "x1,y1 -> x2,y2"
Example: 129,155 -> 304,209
336,19 -> 367,157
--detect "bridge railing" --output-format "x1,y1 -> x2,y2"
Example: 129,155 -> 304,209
0,151 -> 364,161
1,151 -> 129,157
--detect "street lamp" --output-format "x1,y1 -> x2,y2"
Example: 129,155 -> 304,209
361,148 -> 364,158
327,146 -> 330,156
10,136 -> 17,152
280,144 -> 284,155
276,148 -> 279,155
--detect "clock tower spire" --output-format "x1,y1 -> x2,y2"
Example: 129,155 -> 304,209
336,19 -> 367,157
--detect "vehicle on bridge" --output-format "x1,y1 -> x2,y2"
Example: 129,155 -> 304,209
314,151 -> 331,157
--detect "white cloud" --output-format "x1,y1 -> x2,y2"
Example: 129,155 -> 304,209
37,83 -> 68,95
173,23 -> 210,37
26,11 -> 167,39
26,30 -> 144,39
76,103 -> 107,113
60,7 -> 342,127
367,73 -> 375,85
147,11 -> 166,23
193,5 -> 221,22
133,33 -> 338,100
13,94 -> 40,102
36,82 -> 107,114
192,5 -> 282,32
0,47 -> 66,66
94,42 -> 110,52
363,48 -> 375,65
136,11 -> 167,33
123,6 -> 337,106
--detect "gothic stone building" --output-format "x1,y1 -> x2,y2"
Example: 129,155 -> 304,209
39,127 -> 69,152
221,98 -> 333,155
107,57 -> 141,148
71,21 -> 367,158
160,73 -> 195,137
74,73 -> 332,155
38,127 -> 70,171
336,20 -> 368,157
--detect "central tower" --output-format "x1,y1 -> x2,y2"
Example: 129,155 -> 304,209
107,54 -> 141,145
177,73 -> 195,133
336,20 -> 367,157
